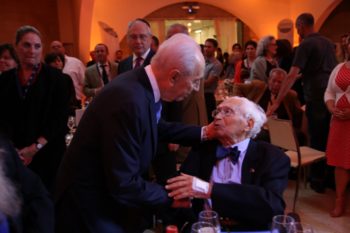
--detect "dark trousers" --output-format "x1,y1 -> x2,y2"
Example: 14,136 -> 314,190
205,93 -> 216,123
305,101 -> 332,186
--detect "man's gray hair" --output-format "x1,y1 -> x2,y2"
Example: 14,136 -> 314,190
0,149 -> 21,217
256,35 -> 275,57
127,19 -> 151,35
15,25 -> 41,45
226,96 -> 267,138
151,33 -> 205,78
269,67 -> 287,79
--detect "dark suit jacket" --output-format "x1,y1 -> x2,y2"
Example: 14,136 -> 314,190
0,64 -> 70,192
55,67 -> 201,233
117,50 -> 155,75
181,140 -> 290,231
0,134 -> 54,233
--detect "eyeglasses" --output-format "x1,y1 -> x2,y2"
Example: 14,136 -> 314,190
211,107 -> 236,118
128,34 -> 150,41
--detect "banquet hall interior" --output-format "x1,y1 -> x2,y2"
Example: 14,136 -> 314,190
1,0 -> 350,232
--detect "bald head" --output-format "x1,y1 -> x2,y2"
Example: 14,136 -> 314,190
50,40 -> 65,55
166,24 -> 189,39
151,33 -> 205,102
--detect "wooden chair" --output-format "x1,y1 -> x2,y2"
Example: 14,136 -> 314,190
267,117 -> 325,212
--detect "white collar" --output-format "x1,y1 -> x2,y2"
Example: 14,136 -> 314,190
133,48 -> 151,61
144,65 -> 160,103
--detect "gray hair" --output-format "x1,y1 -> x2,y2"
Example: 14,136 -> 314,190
151,33 -> 205,78
256,35 -> 275,57
269,67 -> 287,79
127,19 -> 151,35
166,24 -> 189,39
226,96 -> 267,138
15,25 -> 41,45
0,149 -> 21,217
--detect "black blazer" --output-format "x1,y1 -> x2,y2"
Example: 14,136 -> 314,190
117,50 -> 155,75
181,140 -> 290,231
0,134 -> 54,233
55,67 -> 201,233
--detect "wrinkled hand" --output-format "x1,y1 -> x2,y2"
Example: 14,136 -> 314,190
17,144 -> 37,166
166,173 -> 212,200
168,143 -> 180,152
171,198 -> 192,208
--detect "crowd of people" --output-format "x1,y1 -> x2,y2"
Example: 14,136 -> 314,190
0,11 -> 349,233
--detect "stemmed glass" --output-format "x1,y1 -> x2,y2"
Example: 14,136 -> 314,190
191,221 -> 216,233
65,116 -> 76,146
271,215 -> 295,233
198,210 -> 221,233
291,222 -> 314,233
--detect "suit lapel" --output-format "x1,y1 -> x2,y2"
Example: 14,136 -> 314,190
241,140 -> 259,184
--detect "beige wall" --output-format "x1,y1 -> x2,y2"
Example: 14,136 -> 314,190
81,0 -> 342,62
0,0 -> 60,55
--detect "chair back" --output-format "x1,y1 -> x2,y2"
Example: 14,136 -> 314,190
267,117 -> 298,152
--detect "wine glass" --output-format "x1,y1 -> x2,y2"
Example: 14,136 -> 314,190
191,221 -> 216,233
291,222 -> 314,233
271,215 -> 295,233
198,210 -> 221,233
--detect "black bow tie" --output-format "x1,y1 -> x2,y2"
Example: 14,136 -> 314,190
216,146 -> 241,165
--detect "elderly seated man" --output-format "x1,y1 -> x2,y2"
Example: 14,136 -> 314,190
233,68 -> 305,144
166,96 -> 290,231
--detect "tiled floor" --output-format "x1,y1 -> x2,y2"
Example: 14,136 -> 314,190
284,181 -> 350,233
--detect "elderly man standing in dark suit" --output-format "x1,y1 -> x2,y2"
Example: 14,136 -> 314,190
166,96 -> 290,231
55,34 -> 208,233
118,19 -> 155,74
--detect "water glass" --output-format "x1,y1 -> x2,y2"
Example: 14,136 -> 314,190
198,210 -> 221,233
291,222 -> 314,233
271,215 -> 295,233
191,222 -> 216,233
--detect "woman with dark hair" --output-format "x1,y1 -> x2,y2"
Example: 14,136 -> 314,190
233,40 -> 257,83
250,35 -> 278,83
324,36 -> 350,217
0,44 -> 19,74
0,25 -> 70,192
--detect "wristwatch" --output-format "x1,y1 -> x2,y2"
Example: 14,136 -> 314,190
35,142 -> 44,151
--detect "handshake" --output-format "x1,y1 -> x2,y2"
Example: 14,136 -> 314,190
165,173 -> 212,208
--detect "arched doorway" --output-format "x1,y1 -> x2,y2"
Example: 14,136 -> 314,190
118,2 -> 257,56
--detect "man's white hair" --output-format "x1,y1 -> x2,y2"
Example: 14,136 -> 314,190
225,96 -> 267,138
151,33 -> 205,78
0,150 -> 21,217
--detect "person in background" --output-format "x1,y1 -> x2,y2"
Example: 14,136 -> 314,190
166,96 -> 290,231
0,134 -> 54,233
115,49 -> 123,63
55,33 -> 212,233
250,35 -> 278,83
50,40 -> 86,104
44,52 -> 77,116
83,43 -> 118,100
216,47 -> 224,64
269,13 -> 338,193
86,50 -> 96,67
118,18 -> 154,74
324,36 -> 350,217
204,38 -> 223,122
233,40 -> 257,83
0,25 -> 70,192
0,44 -> 19,75
151,35 -> 160,53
